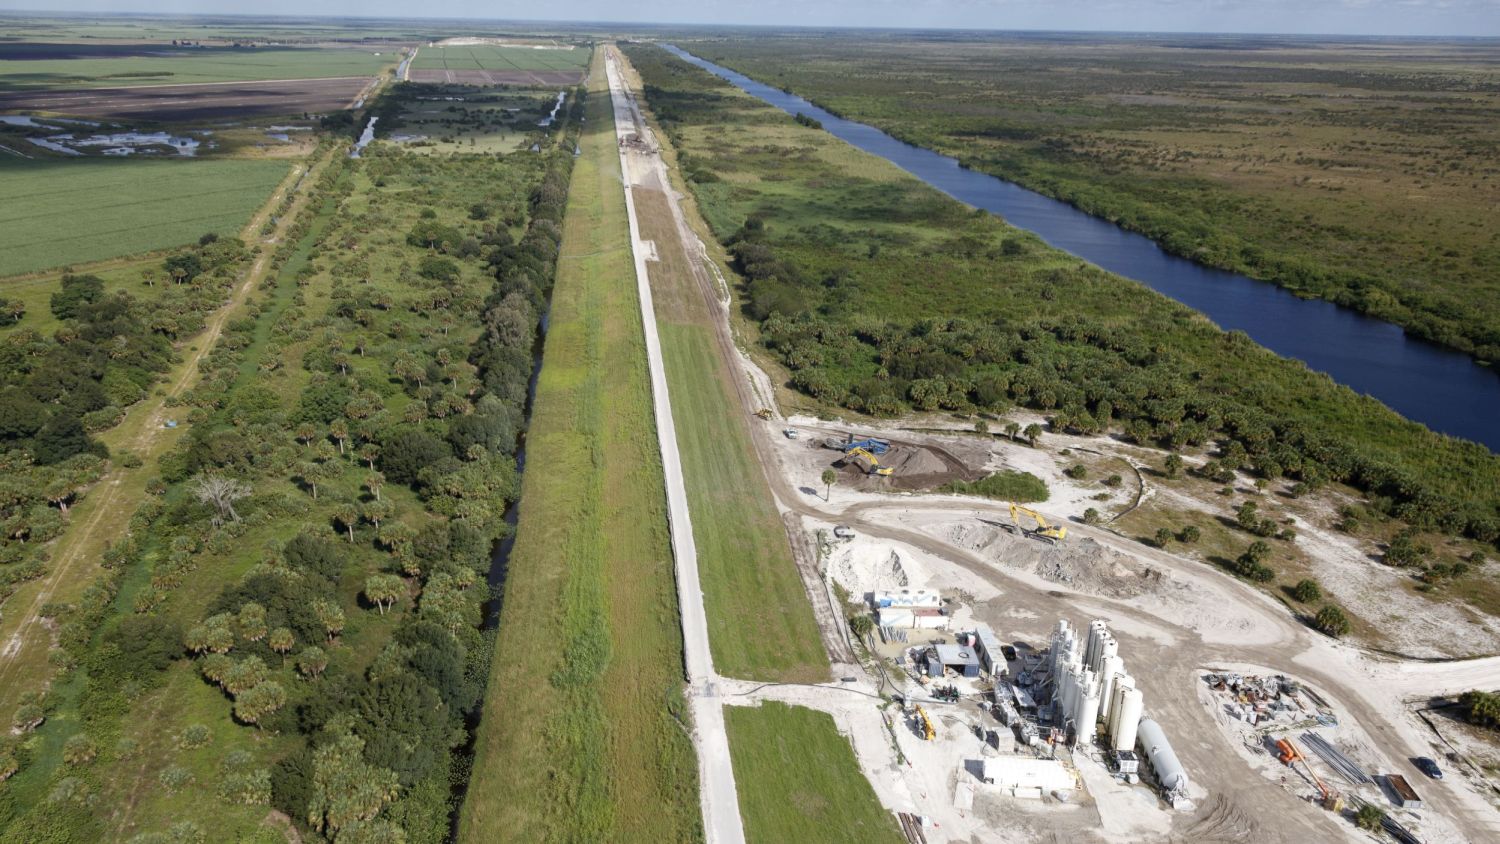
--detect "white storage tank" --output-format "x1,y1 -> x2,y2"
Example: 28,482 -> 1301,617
1073,671 -> 1101,739
1111,687 -> 1144,752
1098,654 -> 1124,722
1135,717 -> 1187,793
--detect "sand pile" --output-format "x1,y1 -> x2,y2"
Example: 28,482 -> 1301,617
827,537 -> 930,597
947,522 -> 1161,599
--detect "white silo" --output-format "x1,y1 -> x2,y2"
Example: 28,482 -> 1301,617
1111,687 -> 1145,752
1107,673 -> 1135,732
1097,654 -> 1124,724
1073,670 -> 1101,740
1096,635 -> 1117,672
1085,620 -> 1107,667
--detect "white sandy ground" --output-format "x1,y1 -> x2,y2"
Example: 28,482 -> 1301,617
742,411 -> 1500,840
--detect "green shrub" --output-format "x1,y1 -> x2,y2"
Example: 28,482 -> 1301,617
940,470 -> 1049,503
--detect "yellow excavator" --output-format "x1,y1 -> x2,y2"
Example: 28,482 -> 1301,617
1009,503 -> 1067,545
847,447 -> 894,477
914,705 -> 936,741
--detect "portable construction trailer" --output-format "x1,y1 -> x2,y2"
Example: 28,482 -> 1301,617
873,589 -> 941,609
973,623 -> 1005,674
927,644 -> 982,678
878,606 -> 950,630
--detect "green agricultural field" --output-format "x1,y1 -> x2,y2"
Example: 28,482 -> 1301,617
459,50 -> 699,843
0,44 -> 393,90
0,156 -> 290,277
726,702 -> 904,844
411,43 -> 590,73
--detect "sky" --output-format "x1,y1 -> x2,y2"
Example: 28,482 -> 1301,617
4,0 -> 1498,37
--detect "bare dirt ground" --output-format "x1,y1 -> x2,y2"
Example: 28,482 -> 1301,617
406,69 -> 584,87
0,76 -> 370,120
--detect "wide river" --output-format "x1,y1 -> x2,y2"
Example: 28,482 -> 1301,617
663,45 -> 1500,452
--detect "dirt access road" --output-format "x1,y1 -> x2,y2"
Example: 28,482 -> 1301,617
614,45 -> 1500,844
605,47 -> 747,844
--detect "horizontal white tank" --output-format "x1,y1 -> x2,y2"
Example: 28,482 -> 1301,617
1111,687 -> 1144,752
1136,717 -> 1187,793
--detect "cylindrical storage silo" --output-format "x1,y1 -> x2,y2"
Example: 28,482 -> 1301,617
1095,636 -> 1117,675
1135,717 -> 1185,792
1111,687 -> 1144,752
1073,673 -> 1101,740
1108,675 -> 1135,736
1098,655 -> 1124,725
1085,620 -> 1107,668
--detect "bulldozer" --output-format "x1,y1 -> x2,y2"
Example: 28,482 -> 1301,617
1008,503 -> 1067,545
847,447 -> 894,477
1277,737 -> 1344,812
753,408 -> 773,420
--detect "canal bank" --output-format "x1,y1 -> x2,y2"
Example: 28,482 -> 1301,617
662,44 -> 1500,451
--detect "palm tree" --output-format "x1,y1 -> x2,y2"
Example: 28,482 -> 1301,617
268,627 -> 295,666
363,574 -> 403,615
821,468 -> 837,501
364,471 -> 385,502
333,503 -> 359,543
1023,423 -> 1042,447
313,600 -> 345,643
1004,422 -> 1021,441
296,646 -> 328,678
329,419 -> 350,456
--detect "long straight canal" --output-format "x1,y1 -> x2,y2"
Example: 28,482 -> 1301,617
663,44 -> 1500,452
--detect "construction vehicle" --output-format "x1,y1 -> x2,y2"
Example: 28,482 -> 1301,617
845,437 -> 890,455
754,408 -> 773,420
847,447 -> 894,477
914,705 -> 936,741
1008,503 -> 1067,545
1278,738 -> 1344,812
821,434 -> 890,455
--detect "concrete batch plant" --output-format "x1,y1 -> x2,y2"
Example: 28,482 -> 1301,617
1045,617 -> 1192,806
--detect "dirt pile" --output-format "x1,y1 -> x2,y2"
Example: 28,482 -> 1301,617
947,521 -> 1162,598
826,538 -> 930,598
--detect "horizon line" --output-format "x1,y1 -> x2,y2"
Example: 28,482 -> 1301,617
1,7 -> 1498,40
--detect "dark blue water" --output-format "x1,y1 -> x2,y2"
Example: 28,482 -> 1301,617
663,45 -> 1500,451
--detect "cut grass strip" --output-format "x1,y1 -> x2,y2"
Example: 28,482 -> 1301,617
726,702 -> 905,844
630,172 -> 825,683
459,49 -> 699,844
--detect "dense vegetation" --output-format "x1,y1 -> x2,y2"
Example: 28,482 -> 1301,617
622,44 -> 1500,566
686,34 -> 1500,366
0,88 -> 580,841
1459,689 -> 1500,730
0,236 -> 252,606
